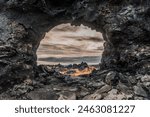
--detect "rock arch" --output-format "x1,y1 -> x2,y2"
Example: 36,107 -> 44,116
0,0 -> 150,86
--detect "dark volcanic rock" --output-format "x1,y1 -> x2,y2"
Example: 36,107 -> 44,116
58,91 -> 76,100
134,85 -> 148,98
95,85 -> 112,94
0,63 -> 149,100
0,0 -> 150,100
27,89 -> 59,100
103,89 -> 131,100
105,71 -> 118,85
141,75 -> 150,82
83,93 -> 102,100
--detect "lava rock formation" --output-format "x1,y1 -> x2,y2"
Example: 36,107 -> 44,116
0,0 -> 150,99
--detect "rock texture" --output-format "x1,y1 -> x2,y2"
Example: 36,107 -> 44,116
101,1 -> 150,75
0,0 -> 150,99
0,63 -> 149,100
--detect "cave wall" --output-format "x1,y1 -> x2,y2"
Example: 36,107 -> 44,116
0,0 -> 150,85
100,0 -> 150,75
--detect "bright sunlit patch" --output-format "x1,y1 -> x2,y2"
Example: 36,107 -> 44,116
59,66 -> 96,77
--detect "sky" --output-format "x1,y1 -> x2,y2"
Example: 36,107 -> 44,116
37,23 -> 104,65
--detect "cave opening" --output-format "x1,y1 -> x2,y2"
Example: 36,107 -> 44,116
37,23 -> 104,66
1,0 -> 150,100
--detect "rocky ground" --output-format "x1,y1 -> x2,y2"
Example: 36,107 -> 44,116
0,62 -> 150,100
